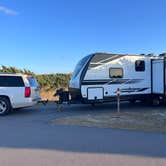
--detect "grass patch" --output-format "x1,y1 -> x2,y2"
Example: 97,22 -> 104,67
50,110 -> 166,133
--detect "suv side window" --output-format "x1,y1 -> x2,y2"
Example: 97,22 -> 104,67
0,76 -> 25,87
135,60 -> 145,72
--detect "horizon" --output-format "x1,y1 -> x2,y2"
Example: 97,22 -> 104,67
0,0 -> 166,74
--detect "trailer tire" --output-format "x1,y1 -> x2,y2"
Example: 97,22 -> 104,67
152,98 -> 160,106
129,99 -> 136,104
91,103 -> 95,107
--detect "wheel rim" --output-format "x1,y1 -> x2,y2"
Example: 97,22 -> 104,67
0,100 -> 7,113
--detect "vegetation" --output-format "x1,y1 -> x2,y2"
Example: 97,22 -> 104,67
36,74 -> 71,90
0,65 -> 71,90
0,65 -> 35,75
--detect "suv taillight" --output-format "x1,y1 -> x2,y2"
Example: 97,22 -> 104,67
25,87 -> 31,97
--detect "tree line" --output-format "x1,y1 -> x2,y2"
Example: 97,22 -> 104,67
0,65 -> 71,89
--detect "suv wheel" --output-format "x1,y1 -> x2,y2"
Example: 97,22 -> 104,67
0,97 -> 11,115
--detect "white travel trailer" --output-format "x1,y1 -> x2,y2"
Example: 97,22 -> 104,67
69,53 -> 166,104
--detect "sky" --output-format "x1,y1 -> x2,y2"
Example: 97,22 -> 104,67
0,0 -> 166,74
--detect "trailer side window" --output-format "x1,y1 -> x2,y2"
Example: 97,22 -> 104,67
109,68 -> 123,78
135,60 -> 145,72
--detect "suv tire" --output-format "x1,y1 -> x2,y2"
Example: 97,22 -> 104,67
0,97 -> 12,115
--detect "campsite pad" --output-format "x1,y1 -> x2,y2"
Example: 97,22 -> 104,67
50,110 -> 166,133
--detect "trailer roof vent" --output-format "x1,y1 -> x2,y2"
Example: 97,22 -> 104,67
159,53 -> 166,57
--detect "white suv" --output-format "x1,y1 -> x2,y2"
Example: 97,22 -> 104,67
0,73 -> 41,115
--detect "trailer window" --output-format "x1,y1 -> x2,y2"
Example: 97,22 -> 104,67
135,60 -> 145,72
109,68 -> 123,78
72,55 -> 91,78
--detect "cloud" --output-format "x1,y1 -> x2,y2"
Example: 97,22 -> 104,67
0,5 -> 18,15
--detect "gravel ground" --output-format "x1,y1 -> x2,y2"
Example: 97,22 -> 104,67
51,103 -> 166,133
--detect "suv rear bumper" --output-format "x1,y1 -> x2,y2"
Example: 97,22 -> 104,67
32,97 -> 42,102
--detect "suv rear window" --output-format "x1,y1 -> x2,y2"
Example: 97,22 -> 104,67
27,77 -> 39,87
0,76 -> 25,87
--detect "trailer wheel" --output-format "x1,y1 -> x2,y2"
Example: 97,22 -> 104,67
129,99 -> 136,104
91,103 -> 95,107
152,98 -> 160,106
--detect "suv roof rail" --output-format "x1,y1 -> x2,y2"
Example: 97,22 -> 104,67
0,72 -> 17,74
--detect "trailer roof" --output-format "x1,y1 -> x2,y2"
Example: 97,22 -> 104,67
87,53 -> 157,69
91,52 -> 156,57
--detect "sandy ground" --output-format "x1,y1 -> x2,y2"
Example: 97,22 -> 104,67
1,148 -> 166,166
40,88 -> 57,101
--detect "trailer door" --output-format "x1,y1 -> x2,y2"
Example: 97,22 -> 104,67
152,59 -> 164,94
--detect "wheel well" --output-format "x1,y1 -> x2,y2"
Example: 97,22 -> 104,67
0,95 -> 13,114
0,95 -> 11,103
